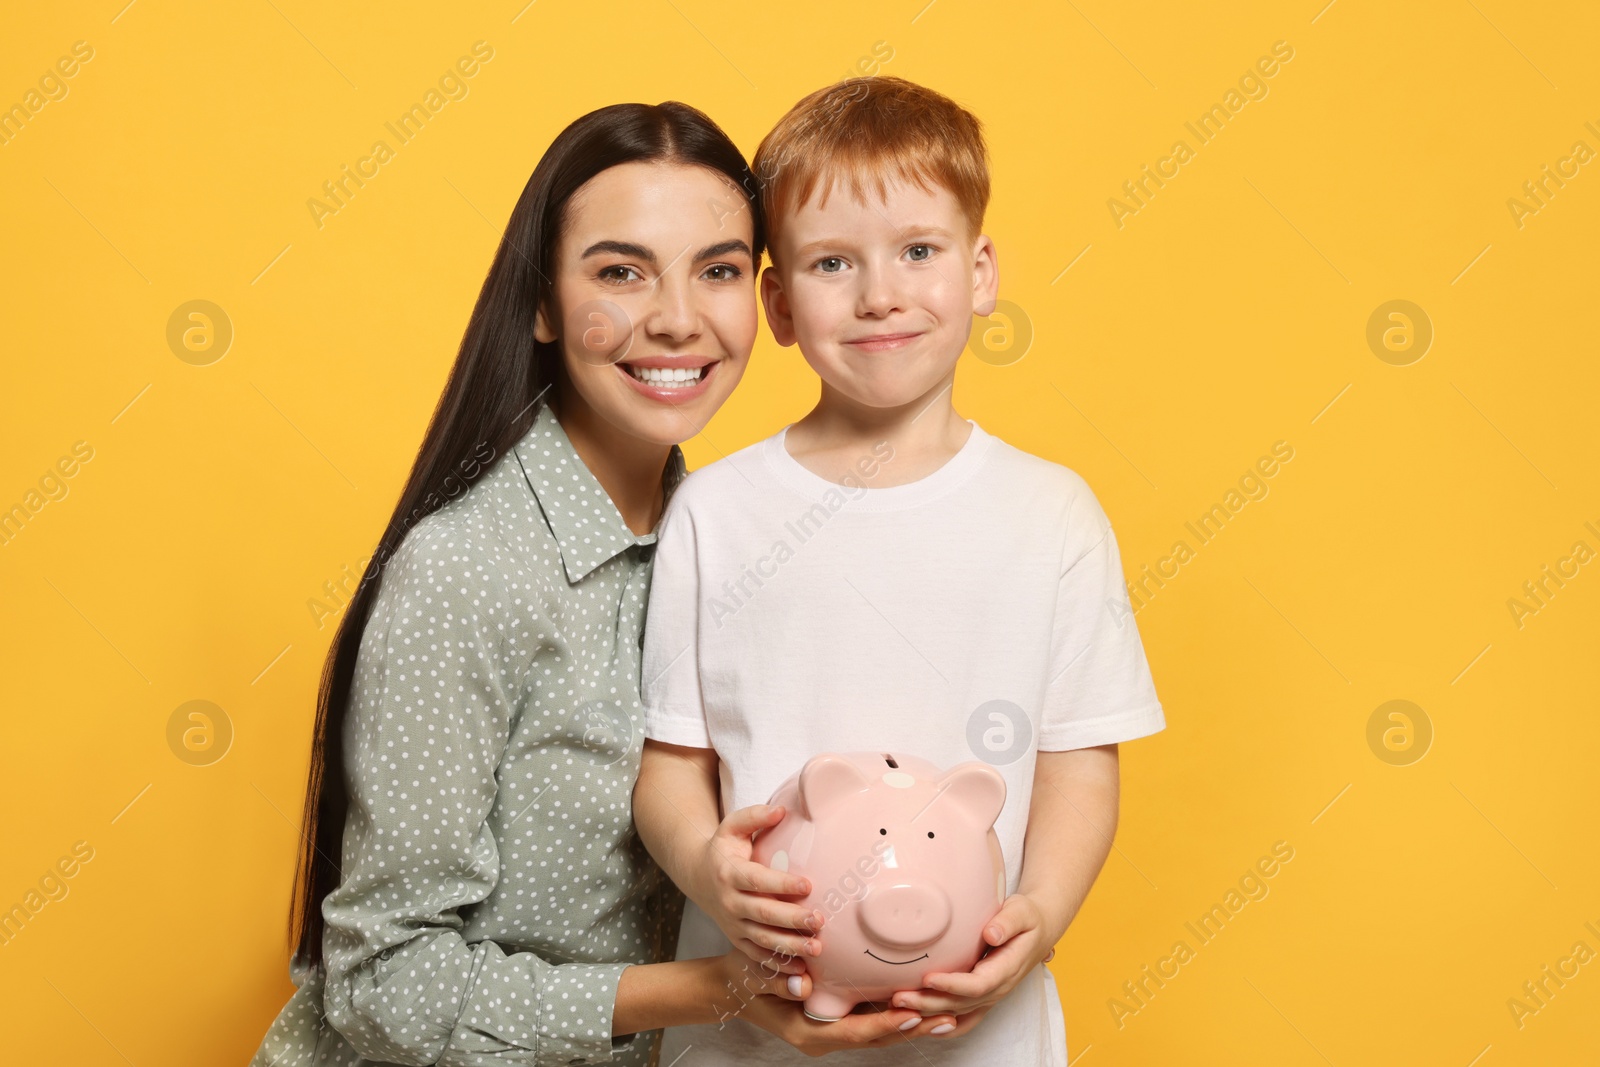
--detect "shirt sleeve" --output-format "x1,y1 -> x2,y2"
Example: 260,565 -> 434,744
319,521 -> 638,1066
640,497 -> 712,748
1038,487 -> 1166,751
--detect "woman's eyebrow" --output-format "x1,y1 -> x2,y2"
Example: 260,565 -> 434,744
581,239 -> 656,263
695,239 -> 752,261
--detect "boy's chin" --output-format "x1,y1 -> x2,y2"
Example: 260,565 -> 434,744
808,355 -> 962,414
828,373 -> 960,414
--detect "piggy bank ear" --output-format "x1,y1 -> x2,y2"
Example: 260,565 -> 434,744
797,755 -> 873,820
930,763 -> 1007,829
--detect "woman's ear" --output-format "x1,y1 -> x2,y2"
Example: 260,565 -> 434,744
760,266 -> 798,348
534,302 -> 557,344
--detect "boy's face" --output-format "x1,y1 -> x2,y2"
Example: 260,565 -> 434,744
761,175 -> 998,413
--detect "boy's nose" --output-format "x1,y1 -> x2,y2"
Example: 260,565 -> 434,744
855,267 -> 905,318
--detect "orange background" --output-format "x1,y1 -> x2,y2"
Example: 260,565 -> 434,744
2,1 -> 1596,1063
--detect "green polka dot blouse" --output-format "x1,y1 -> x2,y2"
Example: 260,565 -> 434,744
251,403 -> 687,1067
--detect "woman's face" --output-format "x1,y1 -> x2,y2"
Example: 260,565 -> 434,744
538,160 -> 758,449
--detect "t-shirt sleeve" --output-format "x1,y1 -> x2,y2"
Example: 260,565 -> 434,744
641,496 -> 712,748
1038,486 -> 1166,750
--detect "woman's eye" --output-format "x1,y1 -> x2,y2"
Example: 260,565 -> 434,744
703,264 -> 742,281
907,244 -> 934,262
816,257 -> 846,274
599,265 -> 642,284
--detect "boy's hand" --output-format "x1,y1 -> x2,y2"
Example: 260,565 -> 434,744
890,893 -> 1062,1015
700,803 -> 826,973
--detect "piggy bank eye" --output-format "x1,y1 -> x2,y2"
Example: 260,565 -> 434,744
927,832 -> 935,838
878,828 -> 887,836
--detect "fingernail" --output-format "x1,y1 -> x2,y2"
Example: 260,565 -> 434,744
899,1017 -> 920,1031
806,940 -> 822,956
787,975 -> 803,997
931,1023 -> 955,1035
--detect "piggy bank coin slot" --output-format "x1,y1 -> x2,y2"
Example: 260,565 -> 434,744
882,754 -> 899,768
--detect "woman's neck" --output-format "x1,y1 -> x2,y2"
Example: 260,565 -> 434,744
553,385 -> 672,536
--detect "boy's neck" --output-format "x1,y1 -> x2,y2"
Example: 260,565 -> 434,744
785,374 -> 972,488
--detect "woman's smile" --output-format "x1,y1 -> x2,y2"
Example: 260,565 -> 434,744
617,354 -> 720,403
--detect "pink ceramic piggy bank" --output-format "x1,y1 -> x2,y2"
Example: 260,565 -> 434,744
751,751 -> 1007,1021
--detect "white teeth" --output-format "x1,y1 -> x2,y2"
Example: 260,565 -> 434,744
627,365 -> 706,387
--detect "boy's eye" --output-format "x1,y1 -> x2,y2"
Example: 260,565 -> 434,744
816,257 -> 846,274
599,265 -> 643,284
906,244 -> 934,262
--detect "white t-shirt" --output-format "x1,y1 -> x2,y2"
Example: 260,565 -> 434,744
642,421 -> 1165,1066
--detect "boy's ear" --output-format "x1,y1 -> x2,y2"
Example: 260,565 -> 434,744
970,234 -> 999,318
760,266 -> 798,348
534,301 -> 557,344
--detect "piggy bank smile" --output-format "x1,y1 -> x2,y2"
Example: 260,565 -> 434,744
751,751 -> 1008,1021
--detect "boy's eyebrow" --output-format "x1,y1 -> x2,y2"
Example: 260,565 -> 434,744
791,236 -> 851,261
791,226 -> 957,260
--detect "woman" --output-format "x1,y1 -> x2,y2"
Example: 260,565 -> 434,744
250,102 -> 955,1065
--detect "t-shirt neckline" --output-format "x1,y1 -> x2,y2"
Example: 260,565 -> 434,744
764,420 -> 994,511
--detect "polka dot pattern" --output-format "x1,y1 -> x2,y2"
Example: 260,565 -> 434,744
251,404 -> 687,1067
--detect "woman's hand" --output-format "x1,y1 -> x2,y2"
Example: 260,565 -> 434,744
699,804 -> 826,974
736,993 -> 962,1056
713,949 -> 811,1008
890,893 -> 1059,1016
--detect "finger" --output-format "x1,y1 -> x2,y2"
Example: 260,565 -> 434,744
733,892 -> 823,933
735,938 -> 809,975
747,967 -> 811,1002
918,956 -> 1010,997
731,859 -> 813,899
918,971 -> 992,998
940,1004 -> 994,1038
921,929 -> 1036,994
889,989 -> 977,1015
718,803 -> 787,840
983,895 -> 1037,946
739,922 -> 822,959
819,1008 -> 929,1045
899,1013 -> 961,1041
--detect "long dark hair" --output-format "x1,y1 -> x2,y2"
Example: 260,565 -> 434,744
289,101 -> 764,967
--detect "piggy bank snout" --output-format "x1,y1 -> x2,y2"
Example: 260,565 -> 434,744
858,881 -> 952,950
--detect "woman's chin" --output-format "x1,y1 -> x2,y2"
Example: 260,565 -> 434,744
603,365 -> 744,445
595,389 -> 721,449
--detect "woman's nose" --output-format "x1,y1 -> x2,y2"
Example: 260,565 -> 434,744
643,269 -> 700,341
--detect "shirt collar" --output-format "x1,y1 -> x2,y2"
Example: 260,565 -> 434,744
511,402 -> 684,584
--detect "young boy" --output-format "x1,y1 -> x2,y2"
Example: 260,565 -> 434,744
633,76 -> 1165,1065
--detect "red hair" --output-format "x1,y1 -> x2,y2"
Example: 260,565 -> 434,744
752,76 -> 990,258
